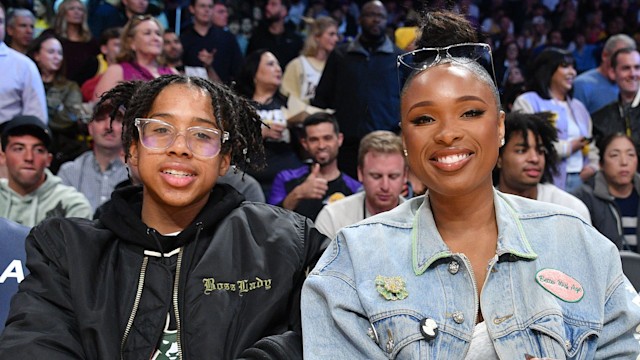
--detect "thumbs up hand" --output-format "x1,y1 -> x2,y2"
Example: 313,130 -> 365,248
297,163 -> 329,200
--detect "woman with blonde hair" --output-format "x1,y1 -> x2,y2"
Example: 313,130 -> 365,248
92,15 -> 177,102
281,16 -> 339,105
53,0 -> 99,85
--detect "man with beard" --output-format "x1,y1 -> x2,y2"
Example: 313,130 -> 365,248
315,131 -> 407,239
246,0 -> 303,68
494,111 -> 591,223
162,29 -> 220,82
312,0 -> 403,179
0,115 -> 92,227
268,113 -> 360,220
57,82 -> 133,212
179,0 -> 243,84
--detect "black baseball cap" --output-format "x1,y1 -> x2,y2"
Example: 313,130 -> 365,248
1,115 -> 53,149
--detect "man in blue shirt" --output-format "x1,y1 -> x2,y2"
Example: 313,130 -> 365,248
573,34 -> 636,114
0,4 -> 46,127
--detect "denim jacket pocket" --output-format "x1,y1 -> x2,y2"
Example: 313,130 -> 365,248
372,311 -> 431,359
529,313 -> 599,360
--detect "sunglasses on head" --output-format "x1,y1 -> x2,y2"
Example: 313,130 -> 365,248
397,42 -> 497,89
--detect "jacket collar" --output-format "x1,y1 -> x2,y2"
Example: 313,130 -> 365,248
412,189 -> 538,275
347,35 -> 395,56
99,183 -> 244,253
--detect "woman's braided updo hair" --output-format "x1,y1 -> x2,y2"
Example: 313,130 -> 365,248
122,75 -> 266,172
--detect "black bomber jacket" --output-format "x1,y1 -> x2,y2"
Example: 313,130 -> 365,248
0,184 -> 328,359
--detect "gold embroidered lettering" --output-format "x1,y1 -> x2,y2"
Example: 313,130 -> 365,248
203,278 -> 215,295
238,280 -> 249,294
204,277 -> 272,295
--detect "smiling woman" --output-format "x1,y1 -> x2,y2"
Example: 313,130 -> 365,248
91,15 -> 177,102
301,10 -> 640,360
512,48 -> 596,193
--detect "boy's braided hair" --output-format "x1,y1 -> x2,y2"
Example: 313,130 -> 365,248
93,80 -> 143,126
122,75 -> 265,172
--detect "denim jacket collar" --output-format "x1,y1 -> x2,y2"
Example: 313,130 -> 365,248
412,189 -> 538,275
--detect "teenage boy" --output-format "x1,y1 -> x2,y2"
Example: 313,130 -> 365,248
0,75 -> 327,358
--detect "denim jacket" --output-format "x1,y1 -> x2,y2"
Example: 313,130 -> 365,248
302,190 -> 640,359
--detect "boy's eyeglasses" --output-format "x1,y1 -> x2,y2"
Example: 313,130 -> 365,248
397,43 -> 497,87
134,118 -> 229,158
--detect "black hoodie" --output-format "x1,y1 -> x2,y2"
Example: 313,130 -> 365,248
0,184 -> 328,359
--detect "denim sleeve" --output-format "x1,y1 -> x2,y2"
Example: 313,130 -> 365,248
301,237 -> 387,359
596,271 -> 640,357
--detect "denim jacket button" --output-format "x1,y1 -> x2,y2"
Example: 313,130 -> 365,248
448,261 -> 460,274
565,340 -> 571,350
419,318 -> 438,341
452,311 -> 465,324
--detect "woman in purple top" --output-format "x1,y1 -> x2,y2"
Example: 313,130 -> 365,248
92,15 -> 177,102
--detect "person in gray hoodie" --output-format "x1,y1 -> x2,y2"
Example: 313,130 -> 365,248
573,133 -> 640,252
0,115 -> 92,227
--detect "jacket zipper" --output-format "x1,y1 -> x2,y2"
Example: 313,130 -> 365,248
120,256 -> 149,359
173,248 -> 184,359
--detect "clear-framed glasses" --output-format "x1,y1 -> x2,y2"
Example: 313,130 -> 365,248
397,42 -> 497,87
134,118 -> 229,158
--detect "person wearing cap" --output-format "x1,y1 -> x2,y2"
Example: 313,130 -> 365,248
57,82 -> 132,212
0,115 -> 92,227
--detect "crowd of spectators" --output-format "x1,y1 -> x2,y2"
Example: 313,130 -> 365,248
1,1 -> 640,356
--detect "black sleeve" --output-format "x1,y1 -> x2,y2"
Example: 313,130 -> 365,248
0,222 -> 85,358
310,49 -> 339,109
237,331 -> 303,360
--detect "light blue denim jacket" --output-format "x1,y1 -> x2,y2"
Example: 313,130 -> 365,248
302,190 -> 640,359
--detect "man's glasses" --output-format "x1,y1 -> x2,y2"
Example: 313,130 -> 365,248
134,118 -> 229,158
397,43 -> 497,87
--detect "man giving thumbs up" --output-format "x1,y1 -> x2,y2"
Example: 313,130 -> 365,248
268,113 -> 361,220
